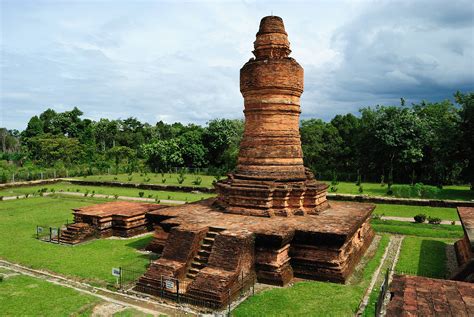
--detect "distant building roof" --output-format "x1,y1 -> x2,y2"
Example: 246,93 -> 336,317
387,274 -> 474,316
73,201 -> 165,217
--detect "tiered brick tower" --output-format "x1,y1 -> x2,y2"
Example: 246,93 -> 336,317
215,16 -> 328,217
136,16 -> 375,308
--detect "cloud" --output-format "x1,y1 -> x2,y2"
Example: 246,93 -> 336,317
1,0 -> 473,130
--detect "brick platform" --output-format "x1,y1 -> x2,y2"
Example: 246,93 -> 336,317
387,274 -> 474,316
137,198 -> 374,306
452,207 -> 474,281
60,201 -> 165,244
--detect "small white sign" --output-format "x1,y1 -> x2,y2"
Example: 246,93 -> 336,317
165,280 -> 175,289
112,268 -> 121,277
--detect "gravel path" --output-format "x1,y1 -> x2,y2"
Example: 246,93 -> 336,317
381,216 -> 461,225
1,191 -> 186,205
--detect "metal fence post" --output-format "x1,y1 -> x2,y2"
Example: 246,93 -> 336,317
160,275 -> 164,298
228,289 -> 231,316
176,279 -> 180,303
49,227 -> 52,242
36,226 -> 39,239
119,267 -> 122,290
57,227 -> 60,243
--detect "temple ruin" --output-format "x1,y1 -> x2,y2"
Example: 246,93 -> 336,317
136,16 -> 375,307
60,201 -> 164,244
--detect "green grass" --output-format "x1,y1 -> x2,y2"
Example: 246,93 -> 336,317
326,181 -> 474,201
0,196 -> 153,286
396,236 -> 452,278
374,204 -> 458,221
0,182 -> 215,202
74,172 -> 217,188
371,219 -> 463,239
234,235 -> 390,317
0,270 -> 101,316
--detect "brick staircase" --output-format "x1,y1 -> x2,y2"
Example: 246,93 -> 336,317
186,227 -> 224,280
59,223 -> 95,245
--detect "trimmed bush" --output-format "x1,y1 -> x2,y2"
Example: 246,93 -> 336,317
414,214 -> 427,223
428,216 -> 442,225
138,191 -> 144,198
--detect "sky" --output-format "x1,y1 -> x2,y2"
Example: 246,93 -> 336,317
1,0 -> 473,131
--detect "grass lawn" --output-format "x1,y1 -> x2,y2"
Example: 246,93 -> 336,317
0,181 -> 215,202
113,308 -> 154,317
374,204 -> 458,221
234,235 -> 390,316
396,236 -> 453,278
370,219 -> 463,239
74,172 -> 217,188
325,181 -> 474,201
0,196 -> 153,286
0,270 -> 101,316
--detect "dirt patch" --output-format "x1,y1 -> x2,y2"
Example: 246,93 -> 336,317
91,302 -> 126,316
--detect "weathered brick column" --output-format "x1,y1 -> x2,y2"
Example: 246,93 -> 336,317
215,16 -> 328,217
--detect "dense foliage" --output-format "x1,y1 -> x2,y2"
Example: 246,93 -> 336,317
1,91 -> 472,188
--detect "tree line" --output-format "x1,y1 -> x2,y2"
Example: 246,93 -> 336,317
1,91 -> 472,188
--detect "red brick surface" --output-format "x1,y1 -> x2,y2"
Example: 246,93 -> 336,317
387,274 -> 474,316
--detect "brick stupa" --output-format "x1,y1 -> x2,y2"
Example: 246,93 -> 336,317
215,16 -> 328,217
136,16 -> 375,307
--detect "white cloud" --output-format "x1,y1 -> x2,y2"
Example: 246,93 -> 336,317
0,0 -> 473,129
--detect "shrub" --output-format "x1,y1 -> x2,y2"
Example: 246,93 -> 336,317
161,178 -> 167,183
330,172 -> 339,193
25,193 -> 29,198
127,176 -> 133,181
0,196 -> 3,201
84,190 -> 89,197
155,197 -> 160,203
392,183 -> 441,199
76,189 -> 80,192
386,184 -> 393,195
148,194 -> 153,198
91,190 -> 95,197
192,176 -> 202,186
451,221 -> 456,225
414,214 -> 427,223
380,174 -> 385,187
177,174 -> 185,184
138,191 -> 144,198
114,177 -> 118,181
167,195 -> 171,200
0,274 -> 3,282
114,194 -> 119,199
358,185 -> 364,194
428,216 -> 442,225
50,188 -> 55,193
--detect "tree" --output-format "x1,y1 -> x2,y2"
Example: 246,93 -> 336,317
300,119 -> 343,179
203,119 -> 244,170
28,134 -> 83,166
22,116 -> 44,138
106,146 -> 135,174
141,140 -> 183,172
178,128 -> 208,168
456,91 -> 474,189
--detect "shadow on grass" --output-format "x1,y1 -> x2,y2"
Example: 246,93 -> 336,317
125,235 -> 153,250
417,239 -> 447,278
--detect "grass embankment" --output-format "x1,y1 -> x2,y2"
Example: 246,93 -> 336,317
396,236 -> 452,278
74,172 -> 216,188
234,235 -> 390,316
0,182 -> 215,202
371,219 -> 463,239
374,204 -> 459,221
0,269 -> 101,316
325,181 -> 473,201
0,196 -> 152,286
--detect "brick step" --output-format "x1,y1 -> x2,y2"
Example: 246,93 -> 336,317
198,250 -> 210,257
201,243 -> 212,251
208,226 -> 225,233
191,261 -> 206,269
203,237 -> 215,243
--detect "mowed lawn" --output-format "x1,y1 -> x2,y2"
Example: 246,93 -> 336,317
0,182 -> 215,202
74,172 -> 216,188
324,181 -> 474,201
0,269 -> 101,316
234,235 -> 390,316
374,204 -> 459,221
396,237 -> 453,279
0,196 -> 152,286
370,219 -> 463,239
